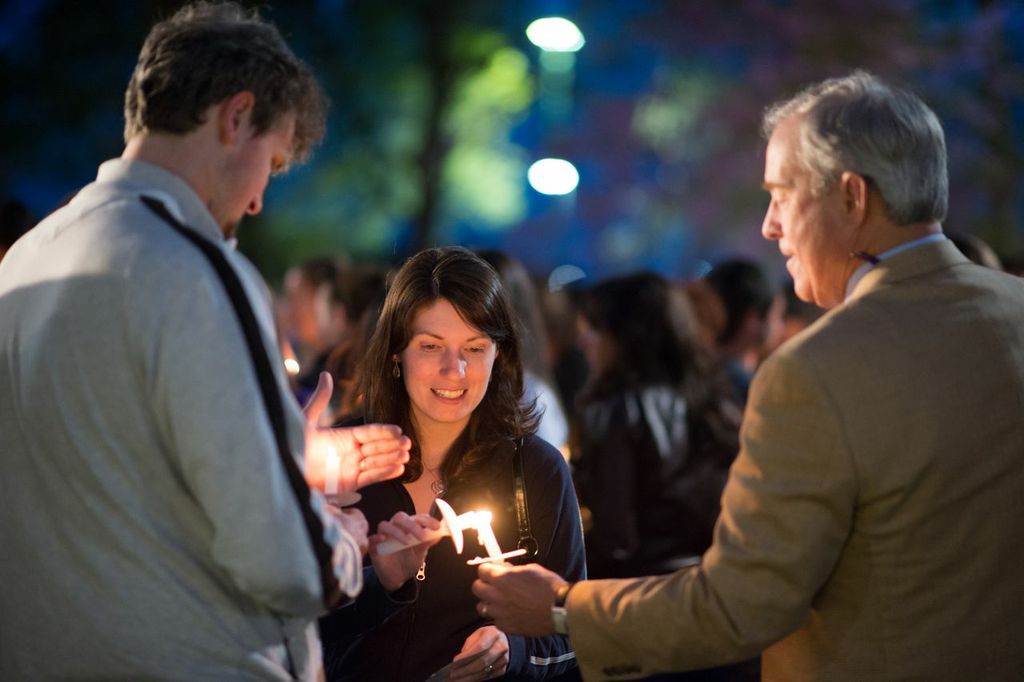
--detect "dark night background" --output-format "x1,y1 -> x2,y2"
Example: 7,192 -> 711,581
3,0 -> 1023,286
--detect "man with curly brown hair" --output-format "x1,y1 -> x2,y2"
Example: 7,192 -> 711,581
0,4 -> 412,679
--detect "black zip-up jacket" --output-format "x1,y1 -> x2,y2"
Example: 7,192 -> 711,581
576,386 -> 737,579
320,435 -> 586,681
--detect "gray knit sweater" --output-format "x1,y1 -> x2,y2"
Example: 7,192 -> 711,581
0,159 -> 361,680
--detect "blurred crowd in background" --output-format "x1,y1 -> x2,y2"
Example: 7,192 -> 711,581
251,229 -> 991,568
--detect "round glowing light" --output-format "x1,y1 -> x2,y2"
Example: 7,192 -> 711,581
527,158 -> 579,195
526,17 -> 585,52
284,358 -> 301,376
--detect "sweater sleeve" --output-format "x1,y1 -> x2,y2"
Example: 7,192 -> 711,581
128,237 -> 361,618
320,566 -> 418,639
505,437 -> 588,679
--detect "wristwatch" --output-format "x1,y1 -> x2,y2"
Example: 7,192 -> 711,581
551,582 -> 572,635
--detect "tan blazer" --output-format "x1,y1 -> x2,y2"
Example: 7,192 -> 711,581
567,240 -> 1024,681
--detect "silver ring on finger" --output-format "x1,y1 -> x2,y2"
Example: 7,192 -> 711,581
480,602 -> 488,618
483,663 -> 495,677
359,456 -> 368,471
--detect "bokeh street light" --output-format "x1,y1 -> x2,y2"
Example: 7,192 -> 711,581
528,158 -> 580,195
525,17 -> 586,52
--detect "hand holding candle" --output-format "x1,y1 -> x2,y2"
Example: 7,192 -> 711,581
302,372 -> 411,493
376,499 -> 526,565
376,498 -> 464,555
471,562 -> 568,637
370,511 -> 444,591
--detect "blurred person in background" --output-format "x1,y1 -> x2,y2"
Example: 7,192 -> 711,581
325,263 -> 388,421
280,255 -> 345,401
763,278 -> 823,354
477,249 -> 570,454
573,272 -> 739,580
947,231 -> 1003,270
703,259 -> 776,405
681,278 -> 729,353
538,284 -> 590,423
571,272 -> 751,680
998,250 -> 1024,276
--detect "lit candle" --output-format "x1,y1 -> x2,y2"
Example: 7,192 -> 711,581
464,508 -> 527,565
281,338 -> 301,376
472,511 -> 504,559
325,447 -> 340,495
374,500 -> 528,563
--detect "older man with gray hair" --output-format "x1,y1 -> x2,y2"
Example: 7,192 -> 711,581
473,71 -> 1024,681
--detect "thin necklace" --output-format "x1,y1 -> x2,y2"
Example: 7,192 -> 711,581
424,464 -> 446,496
414,466 -> 443,583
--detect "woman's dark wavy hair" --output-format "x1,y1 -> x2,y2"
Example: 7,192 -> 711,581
576,272 -> 738,459
360,247 -> 538,489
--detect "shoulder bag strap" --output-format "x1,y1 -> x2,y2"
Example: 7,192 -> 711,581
140,195 -> 343,608
513,437 -> 539,557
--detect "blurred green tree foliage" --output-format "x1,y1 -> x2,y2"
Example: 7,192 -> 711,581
242,0 -> 534,281
3,0 -> 1024,282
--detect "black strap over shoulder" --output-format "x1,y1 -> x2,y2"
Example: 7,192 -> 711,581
513,437 -> 539,558
141,196 -> 343,608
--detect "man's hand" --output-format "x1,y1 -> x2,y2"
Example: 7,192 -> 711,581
327,506 -> 370,555
369,512 -> 443,592
448,626 -> 510,681
303,372 -> 411,492
472,563 -> 568,637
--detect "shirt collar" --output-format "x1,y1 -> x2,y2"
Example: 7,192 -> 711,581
94,158 -> 227,245
844,233 -> 947,301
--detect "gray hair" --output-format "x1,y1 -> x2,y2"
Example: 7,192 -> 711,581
762,71 -> 947,225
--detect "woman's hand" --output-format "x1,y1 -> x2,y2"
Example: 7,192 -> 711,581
368,511 -> 443,592
448,625 -> 510,681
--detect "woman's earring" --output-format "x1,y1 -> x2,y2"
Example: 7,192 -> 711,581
392,359 -> 401,379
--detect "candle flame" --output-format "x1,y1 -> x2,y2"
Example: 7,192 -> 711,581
325,447 -> 340,495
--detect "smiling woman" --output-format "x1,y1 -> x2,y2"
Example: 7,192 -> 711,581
398,298 -> 498,446
319,246 -> 586,682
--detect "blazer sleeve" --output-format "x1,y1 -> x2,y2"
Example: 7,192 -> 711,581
564,348 -> 858,680
506,437 -> 588,679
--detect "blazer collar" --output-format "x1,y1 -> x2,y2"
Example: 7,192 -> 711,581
847,238 -> 969,303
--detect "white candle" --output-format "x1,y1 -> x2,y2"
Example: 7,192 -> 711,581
325,447 -> 340,495
473,511 -> 504,559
